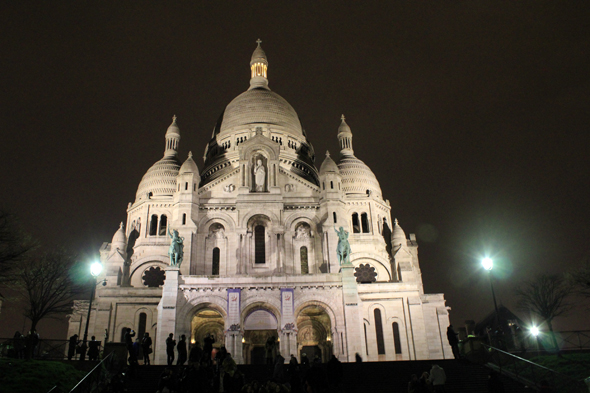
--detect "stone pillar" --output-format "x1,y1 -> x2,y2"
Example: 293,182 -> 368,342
341,263 -> 362,361
156,267 -> 180,365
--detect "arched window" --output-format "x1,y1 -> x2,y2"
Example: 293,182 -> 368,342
361,213 -> 370,233
330,181 -> 334,189
397,264 -> 402,282
323,182 -> 325,190
138,313 -> 147,342
300,246 -> 308,274
255,225 -> 265,264
159,215 -> 167,236
149,215 -> 158,236
193,183 -> 196,191
333,212 -> 337,223
182,213 -> 186,225
185,182 -> 188,190
374,309 -> 385,355
212,248 -> 220,275
392,322 -> 402,354
352,213 -> 360,233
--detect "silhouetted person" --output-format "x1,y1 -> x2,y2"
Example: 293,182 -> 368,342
88,336 -> 100,361
177,334 -> 187,366
273,353 -> 285,382
447,325 -> 460,359
203,333 -> 215,360
141,332 -> 152,365
166,333 -> 176,366
124,328 -> 137,365
265,335 -> 276,365
67,334 -> 78,361
326,355 -> 342,391
408,374 -> 420,393
355,352 -> 363,362
189,341 -> 202,364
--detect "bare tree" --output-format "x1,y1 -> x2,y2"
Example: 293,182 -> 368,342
566,254 -> 590,299
12,248 -> 83,333
515,273 -> 573,350
0,210 -> 35,283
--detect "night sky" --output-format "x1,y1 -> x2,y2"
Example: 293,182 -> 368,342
1,2 -> 589,338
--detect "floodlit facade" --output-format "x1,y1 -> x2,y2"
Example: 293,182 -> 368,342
67,41 -> 452,364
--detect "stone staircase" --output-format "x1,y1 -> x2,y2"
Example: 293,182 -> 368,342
122,359 -> 531,393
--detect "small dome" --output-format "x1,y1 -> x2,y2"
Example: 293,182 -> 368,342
251,39 -> 268,65
319,151 -> 340,175
338,115 -> 352,135
392,219 -> 407,247
166,115 -> 180,137
337,155 -> 382,198
135,156 -> 181,201
112,222 -> 126,247
219,88 -> 303,137
179,152 -> 199,176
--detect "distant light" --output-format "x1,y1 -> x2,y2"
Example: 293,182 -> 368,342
482,258 -> 493,271
191,339 -> 196,344
242,337 -> 245,344
90,262 -> 103,277
531,326 -> 540,337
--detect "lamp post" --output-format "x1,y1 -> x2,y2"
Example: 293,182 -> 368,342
531,326 -> 540,355
482,258 -> 499,327
80,261 -> 103,361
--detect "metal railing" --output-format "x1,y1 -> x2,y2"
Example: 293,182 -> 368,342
0,338 -> 103,360
68,352 -> 114,393
480,344 -> 588,393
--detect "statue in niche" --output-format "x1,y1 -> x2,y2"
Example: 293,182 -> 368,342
209,224 -> 225,239
253,158 -> 266,192
334,226 -> 351,265
168,228 -> 184,267
295,224 -> 311,239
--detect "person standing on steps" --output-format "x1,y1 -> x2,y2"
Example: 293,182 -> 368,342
447,325 -> 461,359
88,336 -> 100,361
141,332 -> 152,365
177,334 -> 187,366
166,333 -> 176,366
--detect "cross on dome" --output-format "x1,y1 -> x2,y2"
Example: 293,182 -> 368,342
341,114 -> 345,121
172,114 -> 177,122
256,38 -> 262,45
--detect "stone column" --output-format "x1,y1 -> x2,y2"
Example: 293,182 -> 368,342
341,263 -> 362,361
156,267 -> 180,365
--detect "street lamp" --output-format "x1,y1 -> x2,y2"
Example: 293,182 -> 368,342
482,258 -> 499,327
531,326 -> 541,355
80,261 -> 103,361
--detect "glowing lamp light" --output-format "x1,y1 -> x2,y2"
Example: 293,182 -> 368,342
90,262 -> 103,277
242,337 -> 245,344
531,326 -> 540,337
191,339 -> 196,344
482,258 -> 493,271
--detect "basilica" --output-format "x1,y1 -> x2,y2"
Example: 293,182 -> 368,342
67,41 -> 452,365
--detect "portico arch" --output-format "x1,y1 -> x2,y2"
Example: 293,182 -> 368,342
295,302 -> 334,362
241,302 -> 281,364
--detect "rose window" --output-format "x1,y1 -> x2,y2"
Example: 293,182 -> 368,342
142,266 -> 166,287
354,264 -> 377,283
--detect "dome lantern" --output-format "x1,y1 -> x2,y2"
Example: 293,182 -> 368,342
165,115 -> 181,158
338,114 -> 354,156
249,39 -> 269,90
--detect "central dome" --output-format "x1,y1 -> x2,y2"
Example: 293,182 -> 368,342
218,88 -> 303,137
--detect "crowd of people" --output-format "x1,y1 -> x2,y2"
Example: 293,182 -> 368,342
8,330 -> 40,359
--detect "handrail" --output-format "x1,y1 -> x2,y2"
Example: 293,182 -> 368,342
69,352 -> 113,393
481,343 -> 588,393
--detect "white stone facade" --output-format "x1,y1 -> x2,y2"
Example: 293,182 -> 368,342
67,41 -> 452,364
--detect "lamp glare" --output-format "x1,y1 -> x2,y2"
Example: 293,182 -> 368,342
90,262 -> 103,277
482,258 -> 493,271
531,326 -> 540,336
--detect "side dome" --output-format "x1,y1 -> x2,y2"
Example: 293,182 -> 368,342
337,155 -> 382,198
319,151 -> 340,175
218,88 -> 303,137
135,156 -> 181,201
179,152 -> 199,176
